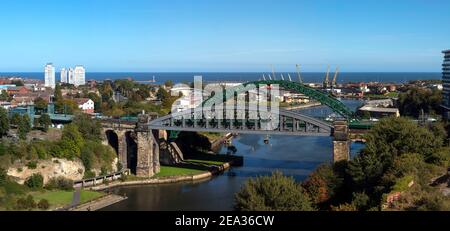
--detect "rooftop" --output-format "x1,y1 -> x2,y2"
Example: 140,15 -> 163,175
443,49 -> 450,53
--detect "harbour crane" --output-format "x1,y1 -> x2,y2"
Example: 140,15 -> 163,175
268,74 -> 273,80
296,64 -> 303,84
323,65 -> 330,89
262,74 -> 267,81
288,73 -> 292,82
280,74 -> 285,81
332,67 -> 339,89
271,65 -> 276,80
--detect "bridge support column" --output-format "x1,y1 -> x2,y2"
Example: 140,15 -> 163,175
333,120 -> 350,162
135,114 -> 161,177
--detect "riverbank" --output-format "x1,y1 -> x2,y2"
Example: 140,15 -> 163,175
69,194 -> 127,211
87,157 -> 243,191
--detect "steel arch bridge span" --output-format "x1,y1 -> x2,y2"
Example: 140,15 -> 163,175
202,80 -> 355,119
148,107 -> 333,137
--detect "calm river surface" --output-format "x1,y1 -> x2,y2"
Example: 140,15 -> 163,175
101,100 -> 365,211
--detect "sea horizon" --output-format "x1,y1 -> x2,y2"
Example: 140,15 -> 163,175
0,71 -> 442,84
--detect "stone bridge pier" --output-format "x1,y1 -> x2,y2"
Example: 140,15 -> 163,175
332,120 -> 350,162
102,114 -> 161,177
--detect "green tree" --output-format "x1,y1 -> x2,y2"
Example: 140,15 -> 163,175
39,114 -> 52,132
37,199 -> 50,210
25,173 -> 44,189
18,114 -> 31,140
10,113 -> 21,126
0,107 -> 9,137
34,97 -> 48,113
234,171 -> 315,211
0,91 -> 11,101
398,87 -> 442,117
61,124 -> 84,144
0,168 -> 6,186
73,113 -> 101,141
164,80 -> 174,88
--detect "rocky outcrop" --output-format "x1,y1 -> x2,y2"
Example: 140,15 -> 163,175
7,158 -> 85,184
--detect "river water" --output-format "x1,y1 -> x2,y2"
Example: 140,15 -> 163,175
101,100 -> 365,211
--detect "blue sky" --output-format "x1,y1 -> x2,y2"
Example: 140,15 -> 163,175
0,0 -> 449,72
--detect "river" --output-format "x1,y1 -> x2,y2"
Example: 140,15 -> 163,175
101,100 -> 365,211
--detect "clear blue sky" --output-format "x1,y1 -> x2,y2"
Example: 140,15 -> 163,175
0,0 -> 449,72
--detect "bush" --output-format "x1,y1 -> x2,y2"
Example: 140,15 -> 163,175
0,168 -> 6,186
24,173 -> 44,189
26,161 -> 38,169
16,195 -> 36,210
37,199 -> 50,210
234,171 -> 315,211
45,177 -> 74,191
83,170 -> 96,179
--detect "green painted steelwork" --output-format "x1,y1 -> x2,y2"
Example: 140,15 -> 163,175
202,80 -> 356,119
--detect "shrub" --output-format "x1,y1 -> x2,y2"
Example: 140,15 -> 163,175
24,173 -> 44,189
37,199 -> 50,210
234,171 -> 315,211
0,168 -> 6,186
16,195 -> 36,210
45,177 -> 74,191
83,170 -> 96,179
26,161 -> 38,169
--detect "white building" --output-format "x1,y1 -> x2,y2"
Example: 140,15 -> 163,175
60,68 -> 68,83
44,63 -> 56,89
73,65 -> 86,86
68,68 -> 74,85
74,98 -> 95,114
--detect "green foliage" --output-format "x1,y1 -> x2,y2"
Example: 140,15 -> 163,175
351,192 -> 371,211
15,195 -> 36,210
302,164 -> 343,205
24,173 -> 44,189
0,90 -> 11,101
73,114 -> 101,141
45,177 -> 74,191
34,97 -> 48,111
10,113 -> 21,126
234,171 -> 315,211
0,107 -> 9,137
26,161 -> 37,169
62,124 -> 84,148
38,114 -> 51,132
83,170 -> 96,179
80,141 -> 116,172
18,114 -> 31,140
164,80 -> 174,88
414,192 -> 450,211
37,199 -> 50,210
0,168 -> 6,186
398,87 -> 442,118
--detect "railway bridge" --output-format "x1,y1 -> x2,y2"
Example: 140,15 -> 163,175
102,80 -> 358,177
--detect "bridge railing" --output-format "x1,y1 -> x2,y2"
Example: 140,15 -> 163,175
73,169 -> 131,188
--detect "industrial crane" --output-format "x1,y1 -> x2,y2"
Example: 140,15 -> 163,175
323,65 -> 330,89
331,67 -> 339,89
296,64 -> 303,84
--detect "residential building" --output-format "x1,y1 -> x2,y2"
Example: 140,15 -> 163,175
443,49 -> 450,119
68,68 -> 74,85
44,63 -> 56,89
61,68 -> 68,83
74,98 -> 95,114
7,86 -> 30,95
73,65 -> 86,86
